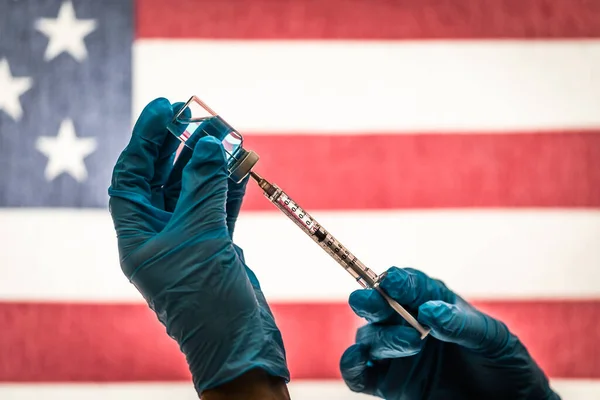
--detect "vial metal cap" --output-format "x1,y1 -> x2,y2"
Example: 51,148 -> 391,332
229,148 -> 259,183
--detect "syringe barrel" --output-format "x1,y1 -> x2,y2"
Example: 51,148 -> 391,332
253,174 -> 430,339
258,180 -> 379,287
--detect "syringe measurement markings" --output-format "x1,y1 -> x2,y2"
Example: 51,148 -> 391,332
272,189 -> 378,287
255,173 -> 377,286
270,192 -> 319,238
316,231 -> 377,287
251,172 -> 430,339
276,192 -> 319,234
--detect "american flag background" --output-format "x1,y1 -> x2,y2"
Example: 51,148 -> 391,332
1,0 -> 600,398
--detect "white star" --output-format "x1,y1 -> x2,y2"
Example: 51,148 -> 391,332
0,58 -> 33,121
35,1 -> 97,62
36,119 -> 98,182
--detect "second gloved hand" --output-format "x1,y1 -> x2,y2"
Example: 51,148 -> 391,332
108,98 -> 289,395
340,267 -> 560,400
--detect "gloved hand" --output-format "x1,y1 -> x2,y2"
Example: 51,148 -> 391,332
340,267 -> 560,400
108,98 -> 289,395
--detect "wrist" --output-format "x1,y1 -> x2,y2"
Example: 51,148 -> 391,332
201,368 -> 291,400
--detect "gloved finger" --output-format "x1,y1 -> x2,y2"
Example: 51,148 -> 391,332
162,145 -> 192,212
340,344 -> 374,394
226,175 -> 250,238
234,244 -> 273,314
243,263 -> 275,315
166,135 -> 229,236
150,102 -> 188,191
233,244 -> 260,291
109,98 -> 173,208
235,245 -> 267,304
108,196 -> 171,253
161,105 -> 192,211
233,244 -> 286,356
356,324 -> 422,360
378,267 -> 455,310
348,289 -> 395,323
417,300 -> 511,356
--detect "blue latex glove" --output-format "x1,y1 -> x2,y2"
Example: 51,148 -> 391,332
340,267 -> 560,400
108,98 -> 289,395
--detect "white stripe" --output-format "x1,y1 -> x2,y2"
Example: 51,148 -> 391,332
134,40 -> 600,133
0,380 -> 596,400
1,209 -> 599,301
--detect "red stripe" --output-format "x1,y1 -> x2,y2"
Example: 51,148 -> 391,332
136,0 -> 600,39
238,131 -> 600,211
0,300 -> 598,381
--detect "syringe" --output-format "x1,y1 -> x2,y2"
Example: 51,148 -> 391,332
250,171 -> 430,339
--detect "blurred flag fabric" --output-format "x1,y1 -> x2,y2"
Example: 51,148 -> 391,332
1,0 -> 600,399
